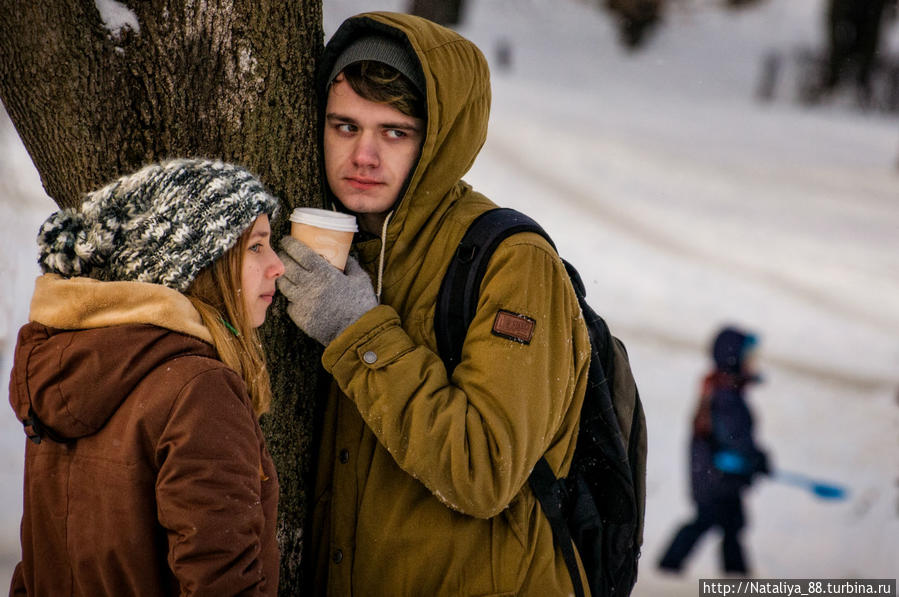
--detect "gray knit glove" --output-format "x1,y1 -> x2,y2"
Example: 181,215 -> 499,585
277,236 -> 378,346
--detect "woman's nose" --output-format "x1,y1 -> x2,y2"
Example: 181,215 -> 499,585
269,253 -> 285,279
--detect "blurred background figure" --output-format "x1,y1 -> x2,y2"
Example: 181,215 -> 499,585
408,0 -> 465,26
724,0 -> 768,7
820,0 -> 896,106
604,0 -> 665,50
658,326 -> 770,576
495,37 -> 513,70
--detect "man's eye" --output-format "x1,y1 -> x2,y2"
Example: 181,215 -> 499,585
337,123 -> 356,134
385,129 -> 406,139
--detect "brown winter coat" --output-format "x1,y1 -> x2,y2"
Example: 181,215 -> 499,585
8,275 -> 279,596
308,12 -> 592,596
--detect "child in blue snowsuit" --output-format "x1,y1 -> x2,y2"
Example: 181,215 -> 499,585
658,326 -> 770,574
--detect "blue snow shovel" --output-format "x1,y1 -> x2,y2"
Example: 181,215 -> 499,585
770,470 -> 848,500
714,451 -> 848,500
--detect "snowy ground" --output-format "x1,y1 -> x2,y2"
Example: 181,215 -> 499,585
2,0 -> 898,592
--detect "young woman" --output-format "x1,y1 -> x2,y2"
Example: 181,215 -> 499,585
9,159 -> 285,596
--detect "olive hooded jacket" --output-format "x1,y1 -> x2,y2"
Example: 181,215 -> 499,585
8,275 -> 279,596
309,12 -> 591,596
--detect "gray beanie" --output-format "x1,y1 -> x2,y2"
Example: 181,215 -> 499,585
37,158 -> 280,292
328,34 -> 425,95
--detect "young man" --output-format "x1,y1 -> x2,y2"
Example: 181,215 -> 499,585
278,13 -> 592,596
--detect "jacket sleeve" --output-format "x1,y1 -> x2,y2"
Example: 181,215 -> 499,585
322,236 -> 590,518
154,367 -> 272,597
711,392 -> 767,479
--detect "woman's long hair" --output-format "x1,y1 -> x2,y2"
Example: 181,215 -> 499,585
185,228 -> 272,416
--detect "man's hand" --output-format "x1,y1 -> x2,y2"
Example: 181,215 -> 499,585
277,236 -> 378,346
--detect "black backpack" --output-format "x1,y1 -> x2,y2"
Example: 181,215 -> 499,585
435,208 -> 646,597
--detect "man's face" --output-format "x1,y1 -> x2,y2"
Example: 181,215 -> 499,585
324,75 -> 424,234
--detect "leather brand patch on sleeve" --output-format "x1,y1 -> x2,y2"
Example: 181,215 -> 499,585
492,310 -> 536,344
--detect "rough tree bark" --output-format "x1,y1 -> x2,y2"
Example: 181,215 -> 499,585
0,1 -> 323,593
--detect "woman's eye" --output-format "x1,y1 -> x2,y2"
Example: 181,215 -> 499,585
249,243 -> 263,253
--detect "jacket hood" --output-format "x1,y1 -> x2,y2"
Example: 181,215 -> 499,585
9,275 -> 217,441
319,12 -> 491,288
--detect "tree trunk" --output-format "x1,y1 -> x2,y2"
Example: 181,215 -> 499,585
0,1 -> 323,592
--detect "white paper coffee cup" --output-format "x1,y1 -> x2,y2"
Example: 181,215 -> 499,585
289,208 -> 358,271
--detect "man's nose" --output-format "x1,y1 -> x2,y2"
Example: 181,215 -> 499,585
351,133 -> 379,168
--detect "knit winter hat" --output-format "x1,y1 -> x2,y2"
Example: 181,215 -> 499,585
327,34 -> 426,95
37,159 -> 280,293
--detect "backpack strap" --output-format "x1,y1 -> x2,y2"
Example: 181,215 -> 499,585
435,208 -> 554,377
530,457 -> 588,597
435,207 -> 588,596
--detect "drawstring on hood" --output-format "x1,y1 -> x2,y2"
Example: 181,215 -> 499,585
376,210 -> 393,300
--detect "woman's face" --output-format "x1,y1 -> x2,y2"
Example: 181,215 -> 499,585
241,215 -> 284,328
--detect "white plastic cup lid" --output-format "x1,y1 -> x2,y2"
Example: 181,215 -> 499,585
289,208 -> 358,233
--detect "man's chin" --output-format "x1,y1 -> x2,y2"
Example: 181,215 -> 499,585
334,193 -> 394,216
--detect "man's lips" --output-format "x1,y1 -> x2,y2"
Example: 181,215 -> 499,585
345,176 -> 383,190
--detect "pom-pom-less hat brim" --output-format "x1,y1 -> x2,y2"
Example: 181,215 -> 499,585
327,34 -> 425,95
